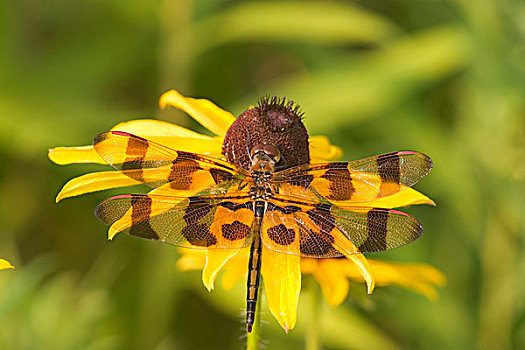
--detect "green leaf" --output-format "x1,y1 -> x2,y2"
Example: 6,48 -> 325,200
233,25 -> 472,132
185,1 -> 399,55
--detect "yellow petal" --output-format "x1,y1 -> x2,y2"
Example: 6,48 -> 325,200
56,171 -> 141,202
149,136 -> 223,156
363,188 -> 436,209
308,136 -> 343,162
160,90 -> 235,136
48,146 -> 105,165
202,249 -> 242,291
331,228 -> 375,293
48,136 -> 223,166
221,253 -> 248,290
299,258 -> 318,273
348,254 -> 375,294
0,259 -> 14,270
176,250 -> 206,271
48,119 -> 223,166
261,245 -> 301,333
315,259 -> 349,306
111,119 -> 211,138
341,259 -> 446,300
369,260 -> 446,300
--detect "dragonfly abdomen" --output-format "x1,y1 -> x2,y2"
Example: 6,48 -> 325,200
246,202 -> 264,333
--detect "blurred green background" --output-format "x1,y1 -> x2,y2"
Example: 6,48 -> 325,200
1,0 -> 524,349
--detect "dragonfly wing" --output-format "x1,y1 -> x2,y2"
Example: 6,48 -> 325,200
93,131 -> 246,195
273,151 -> 432,204
96,193 -> 254,250
260,196 -> 423,257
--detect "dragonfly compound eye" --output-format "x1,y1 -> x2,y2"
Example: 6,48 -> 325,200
250,143 -> 265,157
250,143 -> 281,164
262,144 -> 281,163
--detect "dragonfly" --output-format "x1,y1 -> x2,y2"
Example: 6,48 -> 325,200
93,130 -> 433,332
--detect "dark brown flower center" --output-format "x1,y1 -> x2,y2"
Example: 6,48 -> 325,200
222,96 -> 310,171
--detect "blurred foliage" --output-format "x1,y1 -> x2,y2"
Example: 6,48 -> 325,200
1,0 -> 524,349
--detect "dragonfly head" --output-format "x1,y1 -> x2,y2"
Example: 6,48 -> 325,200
250,142 -> 280,172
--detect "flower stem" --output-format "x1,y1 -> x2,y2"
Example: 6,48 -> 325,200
246,294 -> 262,350
305,277 -> 321,350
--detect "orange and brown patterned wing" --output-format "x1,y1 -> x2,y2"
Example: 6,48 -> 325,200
260,196 -> 423,258
95,193 -> 254,250
93,131 -> 245,196
273,151 -> 432,204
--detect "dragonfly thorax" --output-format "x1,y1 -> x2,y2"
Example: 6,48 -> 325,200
249,184 -> 272,201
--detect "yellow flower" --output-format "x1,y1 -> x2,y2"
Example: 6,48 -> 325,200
49,89 -> 439,332
301,258 -> 446,304
178,250 -> 446,304
0,259 -> 14,270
